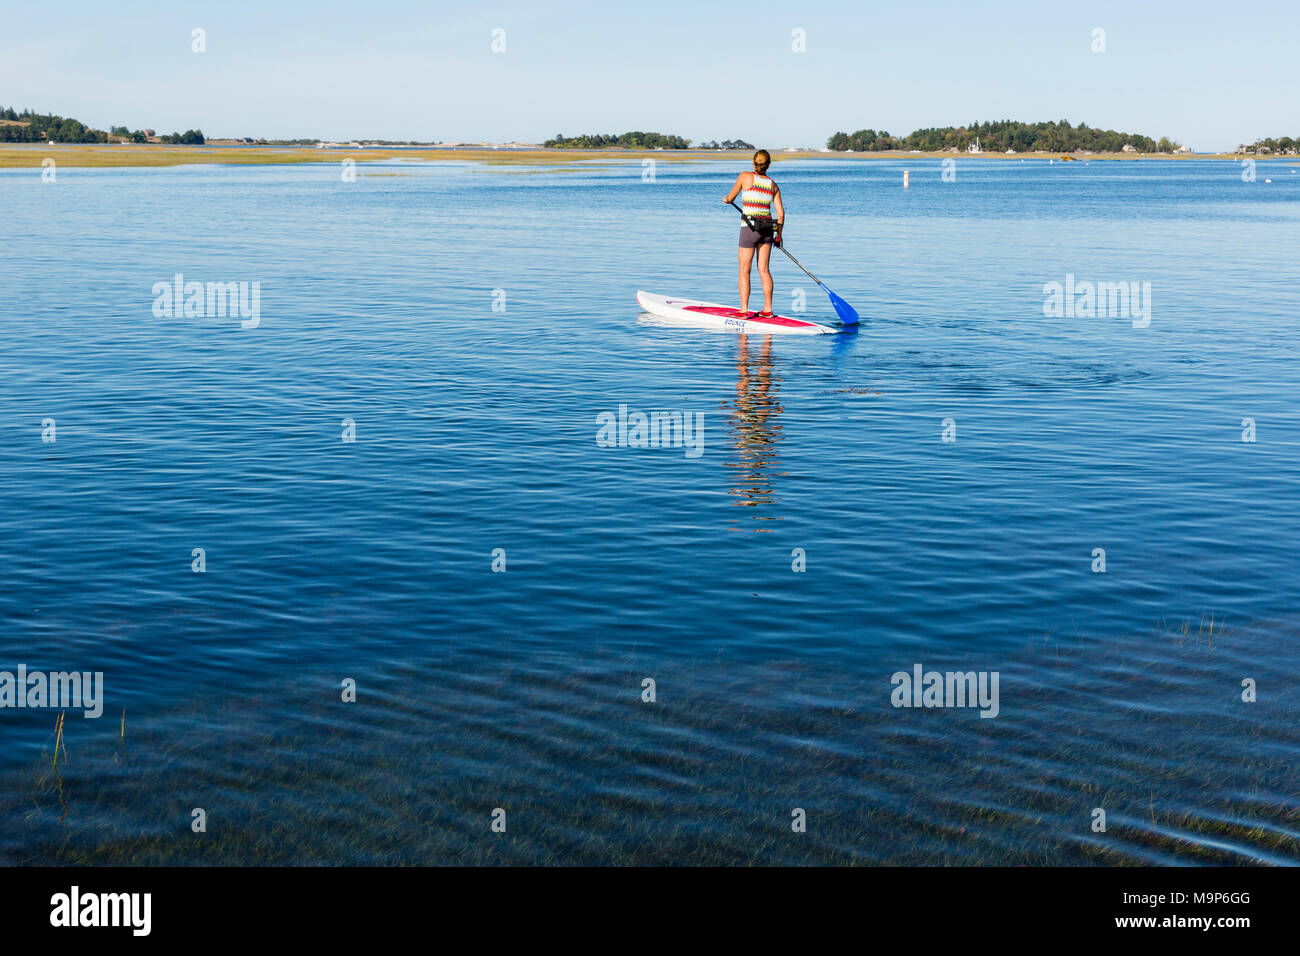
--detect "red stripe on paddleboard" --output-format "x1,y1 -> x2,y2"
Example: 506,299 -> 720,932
682,306 -> 817,328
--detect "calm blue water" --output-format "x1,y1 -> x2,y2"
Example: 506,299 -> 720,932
1,156 -> 1297,864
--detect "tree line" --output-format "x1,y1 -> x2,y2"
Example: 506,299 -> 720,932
1,108 -> 105,143
827,120 -> 1179,153
1240,136 -> 1297,154
545,132 -> 753,150
158,130 -> 206,144
696,139 -> 755,150
0,107 -> 204,145
546,132 -> 691,149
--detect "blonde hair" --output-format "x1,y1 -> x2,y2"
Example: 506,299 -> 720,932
752,149 -> 771,173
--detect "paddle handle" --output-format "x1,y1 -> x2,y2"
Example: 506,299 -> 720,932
728,200 -> 824,287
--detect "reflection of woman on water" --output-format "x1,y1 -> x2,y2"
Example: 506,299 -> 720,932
725,334 -> 785,526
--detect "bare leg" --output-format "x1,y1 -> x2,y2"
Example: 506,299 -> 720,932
738,246 -> 755,313
757,243 -> 774,314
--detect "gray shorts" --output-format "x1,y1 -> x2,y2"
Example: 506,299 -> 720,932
739,220 -> 775,248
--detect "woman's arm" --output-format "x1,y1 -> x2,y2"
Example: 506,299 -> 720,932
772,186 -> 785,242
723,172 -> 750,204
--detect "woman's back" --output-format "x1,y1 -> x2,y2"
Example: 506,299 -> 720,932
740,172 -> 777,220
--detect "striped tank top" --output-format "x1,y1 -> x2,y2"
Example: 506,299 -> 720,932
741,173 -> 776,219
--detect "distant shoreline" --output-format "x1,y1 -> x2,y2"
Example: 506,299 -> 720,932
1,143 -> 1292,169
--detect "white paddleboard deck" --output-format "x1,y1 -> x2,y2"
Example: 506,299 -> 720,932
636,291 -> 841,335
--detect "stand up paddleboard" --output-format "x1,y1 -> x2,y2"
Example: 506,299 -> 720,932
636,291 -> 841,335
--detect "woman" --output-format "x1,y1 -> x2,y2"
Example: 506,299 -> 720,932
723,149 -> 785,316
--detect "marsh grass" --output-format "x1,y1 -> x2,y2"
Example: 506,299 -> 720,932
0,145 -> 729,170
2,620 -> 1295,866
0,145 -> 1256,170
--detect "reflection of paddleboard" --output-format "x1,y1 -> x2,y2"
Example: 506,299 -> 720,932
636,291 -> 841,335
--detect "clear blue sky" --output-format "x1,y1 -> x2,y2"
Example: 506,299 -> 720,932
2,0 -> 1294,150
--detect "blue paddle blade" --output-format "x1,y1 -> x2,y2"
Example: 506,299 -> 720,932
826,287 -> 859,325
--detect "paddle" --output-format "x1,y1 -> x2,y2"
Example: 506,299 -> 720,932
729,199 -> 859,325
